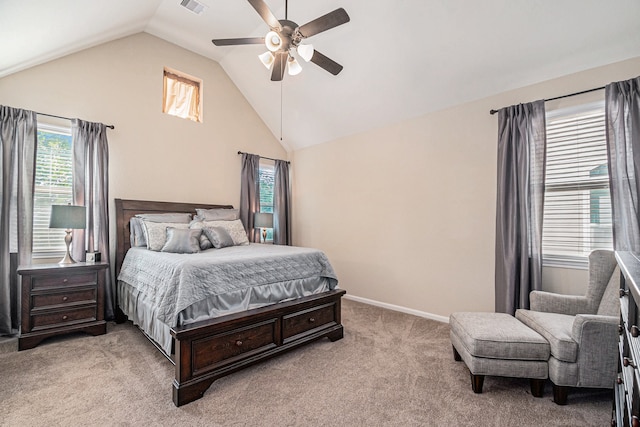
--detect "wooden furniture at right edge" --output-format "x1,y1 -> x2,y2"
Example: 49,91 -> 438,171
614,251 -> 640,426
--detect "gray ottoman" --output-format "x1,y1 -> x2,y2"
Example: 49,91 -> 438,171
449,312 -> 550,396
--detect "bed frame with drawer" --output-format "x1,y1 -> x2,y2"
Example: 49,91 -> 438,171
114,198 -> 345,406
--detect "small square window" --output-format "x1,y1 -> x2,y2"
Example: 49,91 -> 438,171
162,67 -> 202,122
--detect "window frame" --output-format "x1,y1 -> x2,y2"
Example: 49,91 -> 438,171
162,67 -> 203,123
542,100 -> 612,269
258,161 -> 275,243
33,122 -> 74,258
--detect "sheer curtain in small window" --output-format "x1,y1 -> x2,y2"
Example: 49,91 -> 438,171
163,70 -> 201,122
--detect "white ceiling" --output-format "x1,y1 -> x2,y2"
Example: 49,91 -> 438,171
1,0 -> 640,151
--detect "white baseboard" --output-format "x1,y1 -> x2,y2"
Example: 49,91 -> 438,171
343,294 -> 449,324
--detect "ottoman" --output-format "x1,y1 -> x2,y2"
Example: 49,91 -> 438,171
449,312 -> 550,396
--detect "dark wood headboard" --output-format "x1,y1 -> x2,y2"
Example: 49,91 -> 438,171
114,199 -> 234,276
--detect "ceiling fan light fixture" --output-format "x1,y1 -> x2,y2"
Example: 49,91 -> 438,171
258,51 -> 275,69
265,31 -> 282,52
287,56 -> 302,76
297,44 -> 314,62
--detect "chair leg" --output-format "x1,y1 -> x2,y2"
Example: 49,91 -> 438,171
530,379 -> 544,397
552,384 -> 568,405
452,345 -> 462,361
470,372 -> 484,393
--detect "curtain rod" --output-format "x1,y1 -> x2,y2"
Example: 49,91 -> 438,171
489,85 -> 606,115
36,111 -> 115,129
237,151 -> 290,164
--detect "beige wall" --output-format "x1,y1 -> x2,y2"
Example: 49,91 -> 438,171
292,56 -> 640,318
0,33 -> 286,259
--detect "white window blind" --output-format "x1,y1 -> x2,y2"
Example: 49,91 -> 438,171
259,163 -> 275,242
33,125 -> 73,255
542,102 -> 612,267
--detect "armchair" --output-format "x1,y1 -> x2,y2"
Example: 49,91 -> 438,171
515,250 -> 620,404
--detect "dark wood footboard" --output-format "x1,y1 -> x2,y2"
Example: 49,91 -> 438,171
171,289 -> 345,406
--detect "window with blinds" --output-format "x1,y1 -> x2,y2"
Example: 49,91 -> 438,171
33,125 -> 73,255
542,101 -> 612,267
259,163 -> 275,242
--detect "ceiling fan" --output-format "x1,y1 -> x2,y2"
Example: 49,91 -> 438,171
212,0 -> 350,81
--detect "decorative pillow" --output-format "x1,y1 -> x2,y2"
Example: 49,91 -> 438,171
143,221 -> 190,251
161,228 -> 202,254
136,212 -> 192,223
129,217 -> 147,247
202,226 -> 235,249
191,219 -> 249,246
195,208 -> 239,221
205,219 -> 249,246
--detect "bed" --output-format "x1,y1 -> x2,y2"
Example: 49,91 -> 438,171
114,199 -> 345,406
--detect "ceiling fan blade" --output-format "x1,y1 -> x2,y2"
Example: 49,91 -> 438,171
212,37 -> 265,46
298,8 -> 350,38
310,50 -> 343,76
247,0 -> 282,30
271,52 -> 287,81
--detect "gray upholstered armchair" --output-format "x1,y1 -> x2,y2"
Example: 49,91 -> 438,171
515,250 -> 620,405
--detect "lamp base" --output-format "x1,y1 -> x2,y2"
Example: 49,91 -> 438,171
262,228 -> 267,243
58,230 -> 77,265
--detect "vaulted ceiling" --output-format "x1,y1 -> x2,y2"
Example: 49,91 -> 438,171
1,0 -> 639,151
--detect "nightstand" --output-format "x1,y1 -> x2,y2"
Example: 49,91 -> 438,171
18,261 -> 108,350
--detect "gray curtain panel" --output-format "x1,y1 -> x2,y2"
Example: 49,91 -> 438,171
606,76 -> 640,252
273,159 -> 292,245
239,153 -> 261,243
71,119 -> 113,319
495,101 -> 546,315
0,106 -> 37,334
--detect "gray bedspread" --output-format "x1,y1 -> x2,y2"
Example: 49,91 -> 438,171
117,244 -> 338,327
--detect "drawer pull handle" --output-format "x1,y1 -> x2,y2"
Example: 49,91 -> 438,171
309,317 -> 316,323
633,326 -> 640,338
62,296 -> 69,302
62,315 -> 68,321
63,278 -> 68,283
624,357 -> 636,368
235,340 -> 243,347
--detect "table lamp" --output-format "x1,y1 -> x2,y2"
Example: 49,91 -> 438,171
254,212 -> 273,243
49,204 -> 86,264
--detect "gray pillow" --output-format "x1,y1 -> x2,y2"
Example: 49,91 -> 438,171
143,221 -> 190,251
161,228 -> 202,254
195,208 -> 239,221
202,226 -> 235,249
130,217 -> 147,247
136,212 -> 192,223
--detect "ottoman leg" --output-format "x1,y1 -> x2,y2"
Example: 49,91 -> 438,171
530,379 -> 544,397
452,345 -> 462,361
470,372 -> 484,393
553,384 -> 568,405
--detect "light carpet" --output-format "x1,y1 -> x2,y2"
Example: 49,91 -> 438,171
0,299 -> 611,426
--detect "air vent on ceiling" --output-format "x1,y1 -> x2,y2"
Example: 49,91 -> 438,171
180,0 -> 207,15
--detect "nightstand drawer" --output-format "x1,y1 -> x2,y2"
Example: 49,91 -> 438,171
32,288 -> 97,309
283,303 -> 337,340
31,306 -> 97,330
31,271 -> 97,290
